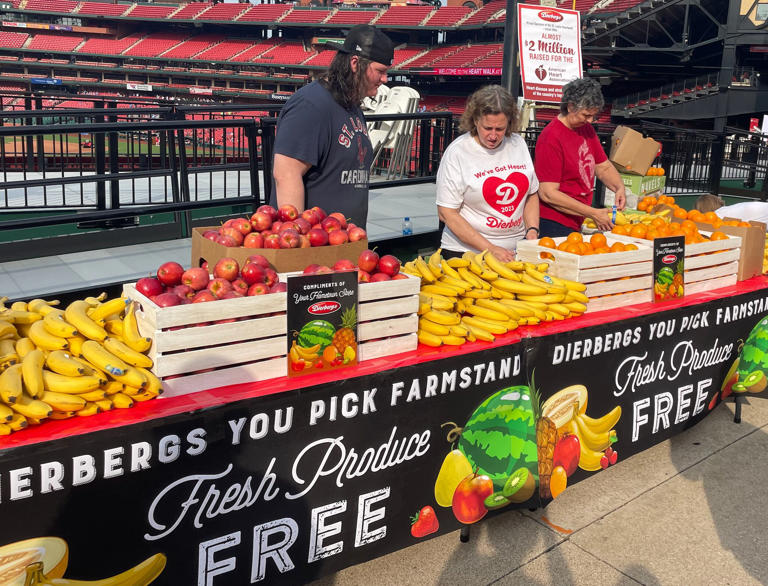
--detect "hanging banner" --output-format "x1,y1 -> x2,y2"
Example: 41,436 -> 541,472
517,3 -> 582,103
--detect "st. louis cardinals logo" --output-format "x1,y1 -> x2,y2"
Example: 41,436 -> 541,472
482,172 -> 529,218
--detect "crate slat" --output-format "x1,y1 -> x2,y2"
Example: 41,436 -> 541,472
151,314 -> 286,353
685,274 -> 737,295
359,333 -> 417,361
160,357 -> 286,398
685,261 -> 739,284
359,314 -> 418,341
586,290 -> 651,313
586,275 -> 652,298
359,295 -> 419,321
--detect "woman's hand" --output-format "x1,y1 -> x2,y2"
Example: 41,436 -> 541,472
590,207 -> 615,232
489,245 -> 515,263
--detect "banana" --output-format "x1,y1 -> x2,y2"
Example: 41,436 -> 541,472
24,553 -> 166,586
81,340 -> 128,376
10,301 -> 26,311
564,301 -> 588,314
578,405 -> 622,434
121,302 -> 153,353
0,339 -> 18,366
491,278 -> 548,295
103,337 -> 153,368
42,309 -> 79,338
457,266 -> 489,290
79,389 -> 107,401
441,335 -> 466,346
27,298 -> 60,315
484,251 -> 524,281
136,366 -> 162,396
455,299 -> 468,314
548,303 -> 571,317
465,304 -> 509,322
0,423 -> 10,435
449,324 -> 469,337
465,251 -> 498,281
546,310 -> 565,321
439,275 -> 471,293
418,330 -> 443,347
414,257 -> 436,283
104,318 -> 124,337
524,265 -> 558,285
66,335 -> 87,358
101,380 -> 125,396
520,316 -> 541,326
423,309 -> 460,325
110,365 -> 148,389
15,337 -> 36,359
462,322 -> 495,342
564,290 -> 590,304
472,314 -> 517,332
12,392 -> 52,419
29,321 -> 68,351
0,402 -> 12,421
122,385 -> 144,397
42,370 -> 102,394
501,299 -> 548,320
0,309 -> 42,324
46,350 -> 86,377
476,298 -> 522,320
440,258 -> 461,279
65,300 -> 108,341
88,296 -> 129,323
490,286 -> 515,299
71,355 -> 102,379
427,249 -> 444,278
84,292 -> 108,306
75,401 -> 102,417
518,293 -> 567,304
0,320 -> 18,340
575,414 -> 617,451
130,388 -> 161,402
462,315 -> 507,335
95,398 -> 114,411
48,411 -> 77,420
7,412 -> 27,431
521,272 -> 566,292
419,293 -> 454,312
446,257 -> 470,268
563,420 -> 607,471
548,274 -> 587,293
462,288 -> 492,299
418,301 -> 431,316
421,284 -> 459,298
21,349 -> 45,399
0,364 -> 23,404
419,318 -> 451,336
111,391 -> 135,409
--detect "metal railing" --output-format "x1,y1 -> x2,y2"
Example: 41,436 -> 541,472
612,72 -> 721,112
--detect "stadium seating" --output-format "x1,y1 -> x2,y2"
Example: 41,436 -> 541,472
24,0 -> 78,13
77,33 -> 143,55
124,4 -> 176,19
169,3 -> 212,20
303,51 -> 335,68
593,0 -> 645,13
195,4 -> 250,21
27,33 -> 83,52
462,2 -> 503,25
194,40 -> 255,62
238,5 -> 291,22
123,32 -> 188,58
75,2 -> 130,17
405,46 -> 457,69
326,9 -> 378,25
162,34 -> 225,59
392,47 -> 424,69
253,42 -> 314,66
471,50 -> 503,68
280,9 -> 332,24
229,41 -> 279,63
0,31 -> 28,49
423,7 -> 472,27
431,44 -> 500,68
375,6 -> 433,26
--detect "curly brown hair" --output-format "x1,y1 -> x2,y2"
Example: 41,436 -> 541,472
320,52 -> 373,111
459,85 -> 519,137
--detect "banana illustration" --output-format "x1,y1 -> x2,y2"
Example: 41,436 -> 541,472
46,350 -> 86,377
419,318 -> 451,336
42,370 -> 102,394
103,337 -> 154,368
23,552 -> 166,586
563,420 -> 607,471
81,340 -> 128,376
417,329 -> 443,347
289,345 -> 303,365
579,405 -> 622,434
0,364 -> 23,404
15,337 -> 36,359
21,349 -> 46,399
43,309 -> 79,338
293,342 -> 321,360
29,321 -> 68,351
88,296 -> 129,323
12,392 -> 52,419
574,414 -> 617,452
65,300 -> 108,341
41,390 -> 87,411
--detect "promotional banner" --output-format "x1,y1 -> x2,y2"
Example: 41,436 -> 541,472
1,288 -> 768,584
653,236 -> 684,302
518,4 -> 582,103
415,68 -> 503,77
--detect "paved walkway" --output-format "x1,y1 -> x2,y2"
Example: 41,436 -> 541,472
312,397 -> 768,585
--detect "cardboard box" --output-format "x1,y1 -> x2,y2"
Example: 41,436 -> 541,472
687,217 -> 765,281
619,173 -> 666,197
609,126 -> 661,176
191,227 -> 369,272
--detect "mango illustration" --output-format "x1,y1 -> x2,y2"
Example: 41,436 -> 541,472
434,449 -> 473,507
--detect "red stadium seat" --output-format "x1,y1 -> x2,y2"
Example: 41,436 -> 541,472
325,9 -> 378,25
75,2 -> 129,17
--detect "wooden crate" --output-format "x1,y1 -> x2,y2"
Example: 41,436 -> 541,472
123,274 -> 420,397
516,236 -> 653,312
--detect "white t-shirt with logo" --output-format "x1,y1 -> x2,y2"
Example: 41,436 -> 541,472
436,132 -> 539,253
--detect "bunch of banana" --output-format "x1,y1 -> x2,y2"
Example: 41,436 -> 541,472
405,250 -> 589,346
290,340 -> 321,365
583,207 -> 671,230
561,404 -> 622,471
0,295 -> 162,434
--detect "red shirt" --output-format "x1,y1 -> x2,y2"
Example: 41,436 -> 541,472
534,118 -> 607,230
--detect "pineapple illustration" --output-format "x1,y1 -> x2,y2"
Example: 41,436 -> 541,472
531,377 -> 556,499
332,305 -> 357,356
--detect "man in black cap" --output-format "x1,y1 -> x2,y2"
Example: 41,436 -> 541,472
270,25 -> 394,228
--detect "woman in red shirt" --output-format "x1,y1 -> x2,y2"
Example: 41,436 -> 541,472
534,78 -> 626,237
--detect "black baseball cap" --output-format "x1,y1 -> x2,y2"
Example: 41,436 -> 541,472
328,24 -> 394,66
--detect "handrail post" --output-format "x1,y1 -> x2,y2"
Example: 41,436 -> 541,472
245,122 -> 261,207
107,101 -> 120,209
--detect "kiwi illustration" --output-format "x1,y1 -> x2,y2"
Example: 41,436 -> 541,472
484,491 -> 512,510
503,468 -> 536,503
744,370 -> 767,393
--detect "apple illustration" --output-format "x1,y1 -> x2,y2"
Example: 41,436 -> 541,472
357,249 -> 379,273
329,212 -> 347,229
553,434 -> 580,477
378,255 -> 401,277
182,267 -> 209,291
308,228 -> 329,247
257,204 -> 279,221
213,257 -> 240,281
348,226 -> 367,242
156,261 -> 185,287
246,254 -> 271,269
207,277 -> 232,297
241,262 -> 267,285
328,230 -> 349,245
243,232 -> 264,248
247,282 -> 269,296
452,473 -> 493,524
136,277 -> 164,298
192,290 -> 217,303
278,204 -> 299,222
250,211 -> 272,232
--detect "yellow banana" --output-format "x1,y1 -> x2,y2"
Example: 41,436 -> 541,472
484,251 -> 524,281
95,398 -> 114,411
0,364 -> 23,404
71,355 -> 102,379
42,370 -> 102,394
75,401 -> 102,417
420,284 -> 459,298
563,420 -> 606,471
418,330 -> 443,347
122,302 -> 152,352
455,299 -> 468,314
42,309 -> 79,338
462,288 -> 492,299
0,402 -> 12,421
66,335 -> 87,358
464,304 -> 509,322
137,366 -> 162,396
101,380 -> 125,396
449,324 -> 469,337
418,301 -> 431,316
83,292 -> 107,307
49,411 -> 77,420
0,422 -> 10,434
546,310 -> 565,321
578,405 -> 622,434
0,320 -> 18,339
440,258 -> 461,279
65,300 -> 108,341
110,391 -> 135,409
548,303 -> 571,317
81,340 -> 129,376
12,392 -> 52,419
501,299 -> 547,320
462,322 -> 495,342
475,298 -> 521,320
564,290 -> 590,304
10,301 -> 26,311
518,293 -> 567,304
473,314 -> 517,332
446,257 -> 470,268
130,387 -> 161,402
521,272 -> 566,292
419,293 -> 454,312
419,318 -> 451,336
78,389 -> 107,402
414,257 -> 436,283
122,385 -> 144,397
7,412 -> 27,431
465,251 -> 498,280
25,553 -> 166,586
103,337 -> 153,368
490,286 -> 514,299
423,309 -> 460,325
27,298 -> 60,315
110,365 -> 148,389
439,275 -> 471,293
564,301 -> 588,314
427,250 -> 443,278
29,321 -> 68,351
15,337 -> 36,359
457,266 -> 489,290
21,349 -> 45,399
574,414 -> 616,452
491,278 -> 548,295
0,309 -> 42,324
520,316 -> 541,326
548,274 -> 587,293
88,296 -> 129,323
46,350 -> 86,377
0,339 -> 18,366
462,315 -> 507,335
441,335 -> 466,346
104,318 -> 124,337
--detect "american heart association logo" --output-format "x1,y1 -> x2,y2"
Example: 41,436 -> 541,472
535,65 -> 547,81
482,172 -> 529,217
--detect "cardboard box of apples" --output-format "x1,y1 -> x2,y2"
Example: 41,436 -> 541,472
192,203 -> 369,273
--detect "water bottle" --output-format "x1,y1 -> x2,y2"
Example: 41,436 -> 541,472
402,217 -> 413,236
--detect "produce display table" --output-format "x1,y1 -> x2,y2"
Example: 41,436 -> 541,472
2,276 -> 768,585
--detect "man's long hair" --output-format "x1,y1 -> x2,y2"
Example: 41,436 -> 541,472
320,52 -> 371,111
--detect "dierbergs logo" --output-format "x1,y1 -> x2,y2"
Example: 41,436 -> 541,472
309,301 -> 340,315
662,254 -> 677,264
539,10 -> 563,22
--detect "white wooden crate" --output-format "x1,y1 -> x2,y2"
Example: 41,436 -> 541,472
123,273 -> 420,397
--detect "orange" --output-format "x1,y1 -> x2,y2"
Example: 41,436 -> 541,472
667,222 -> 682,235
684,232 -> 696,245
646,228 -> 658,240
566,232 -> 583,244
610,242 -> 626,253
651,217 -> 667,229
557,241 -> 570,251
590,233 -> 607,248
703,211 -> 719,224
539,237 -> 556,249
637,200 -> 649,212
687,209 -> 703,221
646,196 -> 658,207
673,207 -> 688,219
594,246 -> 611,254
665,196 -> 675,205
710,218 -> 722,228
629,224 -> 647,239
612,225 -> 630,236
564,243 -> 581,255
657,195 -> 669,204
656,224 -> 670,237
709,231 -> 728,241
624,243 -> 639,251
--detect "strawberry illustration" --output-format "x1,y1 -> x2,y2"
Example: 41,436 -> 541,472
410,506 -> 439,538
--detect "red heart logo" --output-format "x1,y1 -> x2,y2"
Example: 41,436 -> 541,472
535,65 -> 547,81
483,172 -> 529,217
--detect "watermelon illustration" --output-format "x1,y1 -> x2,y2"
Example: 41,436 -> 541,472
457,385 -> 539,491
657,266 -> 674,286
297,320 -> 336,351
733,316 -> 768,393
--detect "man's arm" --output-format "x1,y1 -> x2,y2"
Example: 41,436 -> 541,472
595,160 -> 627,210
272,153 -> 312,212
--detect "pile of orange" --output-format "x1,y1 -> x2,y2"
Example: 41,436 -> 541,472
611,215 -> 729,244
646,167 -> 665,176
539,232 -> 639,256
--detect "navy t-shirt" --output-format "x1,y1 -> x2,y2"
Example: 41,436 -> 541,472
270,81 -> 373,227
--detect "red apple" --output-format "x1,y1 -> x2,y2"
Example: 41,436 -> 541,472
216,234 -> 238,248
231,217 -> 252,236
135,277 -> 164,298
308,228 -> 329,247
321,216 -> 342,232
333,259 -> 355,272
201,261 -> 208,273
207,277 -> 232,297
358,269 -> 370,282
294,217 -> 311,235
303,264 -> 320,275
182,267 -> 209,291
378,254 -> 401,277
203,230 -> 219,242
553,434 -> 580,477
172,284 -> 195,299
156,261 -> 185,287
348,226 -> 367,242
270,282 -> 287,293
231,278 -> 249,296
241,263 -> 266,285
222,218 -> 238,229
219,227 -> 244,247
246,254 -> 271,269
250,211 -> 272,231
357,249 -> 379,273
370,272 -> 391,282
271,221 -> 283,233
243,232 -> 264,248
391,273 -> 410,280
260,229 -> 274,238
329,212 -> 347,229
264,233 -> 280,249
311,206 -> 327,222
247,282 -> 269,296
301,208 -> 319,226
299,234 -> 311,248
213,257 -> 240,281
219,291 -> 241,299
257,204 -> 279,221
278,228 -> 301,249
152,292 -> 181,307
278,221 -> 297,233
264,268 -> 278,287
315,265 -> 333,274
452,473 -> 493,524
192,290 -> 217,303
278,204 -> 299,222
328,230 -> 349,246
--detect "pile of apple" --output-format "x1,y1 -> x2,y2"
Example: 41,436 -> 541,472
303,248 -> 405,282
205,204 -> 367,249
135,254 -> 285,306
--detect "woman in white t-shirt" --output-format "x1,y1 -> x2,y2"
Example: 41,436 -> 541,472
436,85 -> 540,262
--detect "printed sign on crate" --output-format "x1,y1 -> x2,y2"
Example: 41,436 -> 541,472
653,236 -> 685,302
